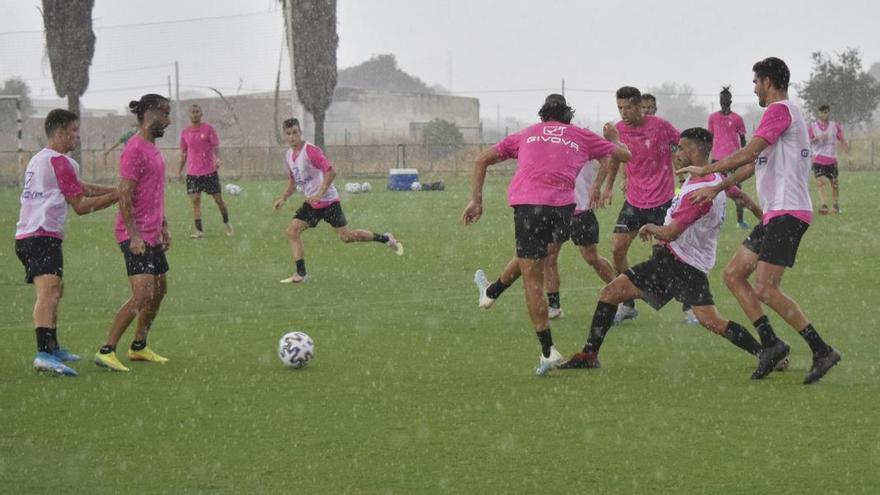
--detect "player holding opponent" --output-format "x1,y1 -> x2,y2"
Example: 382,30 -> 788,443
273,118 -> 403,283
15,109 -> 118,376
96,94 -> 174,372
179,104 -> 233,237
462,94 -> 630,376
560,128 -> 768,370
678,57 -> 841,384
809,104 -> 852,215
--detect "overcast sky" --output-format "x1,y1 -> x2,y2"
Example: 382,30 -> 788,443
1,0 -> 878,125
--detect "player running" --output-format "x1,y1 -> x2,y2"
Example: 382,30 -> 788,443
708,86 -> 754,230
273,118 -> 403,284
15,109 -> 118,376
809,104 -> 852,215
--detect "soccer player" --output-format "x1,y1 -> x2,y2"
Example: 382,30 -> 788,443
640,93 -> 657,116
609,86 -> 680,325
678,57 -> 841,384
96,94 -> 173,372
809,104 -> 852,215
179,104 -> 233,237
273,118 -> 403,283
708,86 -> 752,230
561,128 -> 769,371
474,160 -> 619,319
462,94 -> 630,376
15,109 -> 118,376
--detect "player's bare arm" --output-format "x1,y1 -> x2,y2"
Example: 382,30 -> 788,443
689,163 -> 756,204
638,220 -> 684,242
273,176 -> 298,212
462,147 -> 502,225
679,137 -> 769,177
118,179 -> 144,254
306,167 -> 336,203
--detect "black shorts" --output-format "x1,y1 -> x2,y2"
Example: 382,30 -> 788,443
120,240 -> 170,276
15,236 -> 63,283
614,200 -> 672,234
624,246 -> 714,309
513,204 -> 574,259
571,210 -> 600,246
186,172 -> 221,195
294,202 -> 348,228
812,163 -> 839,181
742,215 -> 809,268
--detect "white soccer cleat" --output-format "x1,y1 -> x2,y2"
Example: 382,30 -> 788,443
612,304 -> 638,325
225,223 -> 234,236
474,269 -> 495,309
548,307 -> 564,320
280,274 -> 310,284
683,309 -> 699,325
190,231 -> 204,239
384,233 -> 404,256
535,346 -> 564,376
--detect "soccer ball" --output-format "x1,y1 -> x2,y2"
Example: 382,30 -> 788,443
278,331 -> 315,369
345,182 -> 362,193
224,183 -> 242,196
410,181 -> 421,191
361,182 -> 372,192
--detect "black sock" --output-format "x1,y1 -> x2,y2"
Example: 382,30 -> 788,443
372,233 -> 389,243
99,345 -> 115,354
537,328 -> 554,358
799,324 -> 832,354
623,299 -> 635,309
35,327 -> 56,353
547,292 -> 560,309
131,340 -> 147,351
222,211 -> 229,224
295,259 -> 307,277
486,279 -> 510,300
195,219 -> 203,232
724,321 -> 762,355
753,315 -> 778,347
736,203 -> 745,223
583,301 -> 618,353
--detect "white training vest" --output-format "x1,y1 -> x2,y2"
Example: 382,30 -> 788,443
810,120 -> 840,161
665,174 -> 727,274
755,101 -> 813,213
285,143 -> 339,204
15,148 -> 80,239
574,160 -> 597,212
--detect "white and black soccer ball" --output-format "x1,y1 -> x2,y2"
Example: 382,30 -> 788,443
410,181 -> 422,191
361,182 -> 372,192
278,331 -> 315,369
345,182 -> 362,193
224,183 -> 242,196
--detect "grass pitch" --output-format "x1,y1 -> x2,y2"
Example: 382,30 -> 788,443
1,172 -> 878,493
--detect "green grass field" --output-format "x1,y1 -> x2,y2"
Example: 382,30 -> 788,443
1,172 -> 878,494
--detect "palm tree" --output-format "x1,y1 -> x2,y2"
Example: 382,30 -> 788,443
282,0 -> 338,149
41,0 -> 95,162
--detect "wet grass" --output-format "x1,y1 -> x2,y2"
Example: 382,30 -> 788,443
1,172 -> 878,493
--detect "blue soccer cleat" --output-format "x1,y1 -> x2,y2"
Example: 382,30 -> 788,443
34,351 -> 78,376
53,348 -> 81,362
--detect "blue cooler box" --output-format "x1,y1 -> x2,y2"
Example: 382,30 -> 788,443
388,168 -> 419,191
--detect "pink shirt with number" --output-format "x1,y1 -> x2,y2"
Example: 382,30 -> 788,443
708,111 -> 746,161
752,100 -> 813,225
114,134 -> 166,245
493,122 -> 617,207
180,123 -> 219,176
15,148 -> 84,240
616,115 -> 679,209
808,120 -> 844,165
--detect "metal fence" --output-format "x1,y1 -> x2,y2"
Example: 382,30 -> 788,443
2,140 -> 878,187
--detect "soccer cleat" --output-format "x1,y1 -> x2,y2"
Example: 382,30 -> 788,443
535,346 -> 564,376
832,204 -> 841,215
818,204 -> 829,215
803,348 -> 842,385
94,352 -> 130,372
683,309 -> 699,325
474,269 -> 496,309
775,355 -> 791,372
280,273 -> 310,284
612,304 -> 638,325
751,340 -> 790,380
558,351 -> 601,370
548,307 -> 564,320
190,230 -> 204,239
127,347 -> 169,363
225,223 -> 235,236
737,221 -> 751,230
52,347 -> 81,362
34,352 -> 78,376
384,233 -> 404,256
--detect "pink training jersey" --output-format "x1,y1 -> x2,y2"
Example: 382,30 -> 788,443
114,134 -> 167,245
753,100 -> 813,225
180,123 -> 219,176
616,115 -> 679,209
494,121 -> 617,207
708,111 -> 746,161
664,173 -> 728,274
15,148 -> 84,240
285,142 -> 340,209
808,120 -> 844,165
